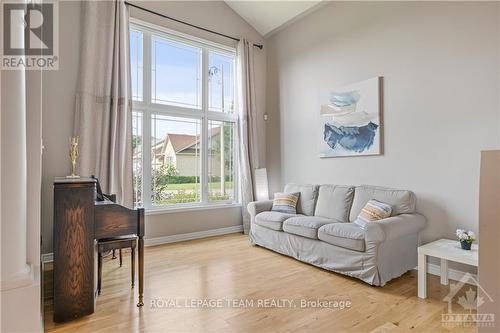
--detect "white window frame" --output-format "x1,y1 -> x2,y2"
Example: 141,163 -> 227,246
131,19 -> 240,212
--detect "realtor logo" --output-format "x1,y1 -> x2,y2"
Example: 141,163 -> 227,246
1,1 -> 58,69
442,273 -> 495,328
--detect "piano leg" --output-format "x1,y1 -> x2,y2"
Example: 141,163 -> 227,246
137,236 -> 144,307
98,252 -> 103,295
131,240 -> 135,288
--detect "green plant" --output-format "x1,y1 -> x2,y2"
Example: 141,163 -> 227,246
132,135 -> 142,150
152,164 -> 178,201
160,190 -> 199,204
208,194 -> 230,201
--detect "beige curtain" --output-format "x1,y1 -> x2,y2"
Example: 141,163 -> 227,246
74,0 -> 133,207
237,39 -> 260,234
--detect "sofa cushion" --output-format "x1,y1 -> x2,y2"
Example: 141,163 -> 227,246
354,199 -> 393,229
314,185 -> 354,222
349,185 -> 416,222
271,192 -> 300,214
254,211 -> 300,231
284,184 -> 319,216
283,216 -> 338,239
318,223 -> 366,252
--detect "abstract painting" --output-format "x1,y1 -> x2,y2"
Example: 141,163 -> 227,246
319,77 -> 382,158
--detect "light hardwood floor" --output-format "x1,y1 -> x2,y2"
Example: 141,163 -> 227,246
44,233 -> 476,333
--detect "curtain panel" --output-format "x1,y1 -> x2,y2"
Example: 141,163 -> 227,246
237,39 -> 260,234
74,0 -> 133,207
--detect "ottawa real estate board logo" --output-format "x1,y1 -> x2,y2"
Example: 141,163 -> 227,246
1,1 -> 58,70
442,273 -> 495,328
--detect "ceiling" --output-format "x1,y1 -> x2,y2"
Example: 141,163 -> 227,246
224,1 -> 322,37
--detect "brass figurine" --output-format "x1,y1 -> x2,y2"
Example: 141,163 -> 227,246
67,136 -> 80,178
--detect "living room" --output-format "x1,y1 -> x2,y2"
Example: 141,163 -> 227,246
1,1 -> 499,332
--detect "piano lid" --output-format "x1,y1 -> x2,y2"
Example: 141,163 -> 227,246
54,176 -> 97,184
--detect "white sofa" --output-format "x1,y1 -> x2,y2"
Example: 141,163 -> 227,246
248,184 -> 426,286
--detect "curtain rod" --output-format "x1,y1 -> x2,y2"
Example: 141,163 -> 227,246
124,2 -> 264,50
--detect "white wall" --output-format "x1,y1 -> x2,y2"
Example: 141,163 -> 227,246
41,1 -> 82,254
478,150 -> 500,333
1,38 -> 43,333
266,1 -> 500,251
41,1 -> 266,254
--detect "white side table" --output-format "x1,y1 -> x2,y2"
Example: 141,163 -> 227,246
417,238 -> 478,299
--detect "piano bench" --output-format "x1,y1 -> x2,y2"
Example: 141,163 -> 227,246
97,236 -> 137,295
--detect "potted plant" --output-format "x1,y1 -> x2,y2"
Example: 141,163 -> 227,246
456,229 -> 475,250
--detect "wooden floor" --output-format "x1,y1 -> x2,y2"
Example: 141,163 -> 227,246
44,234 -> 476,333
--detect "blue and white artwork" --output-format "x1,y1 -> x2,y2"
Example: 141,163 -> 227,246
319,77 -> 382,157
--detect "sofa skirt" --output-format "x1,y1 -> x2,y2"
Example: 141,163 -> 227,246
250,224 -> 418,287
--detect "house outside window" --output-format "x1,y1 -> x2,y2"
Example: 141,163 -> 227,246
130,20 -> 239,210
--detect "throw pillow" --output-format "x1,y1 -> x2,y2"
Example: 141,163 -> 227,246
271,192 -> 300,214
354,199 -> 392,229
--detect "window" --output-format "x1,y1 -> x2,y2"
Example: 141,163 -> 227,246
130,29 -> 143,101
131,21 -> 239,210
208,120 -> 235,202
208,52 -> 235,113
151,115 -> 201,205
152,37 -> 201,108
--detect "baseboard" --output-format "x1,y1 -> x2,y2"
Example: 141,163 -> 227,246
41,230 -> 476,285
145,225 -> 243,247
41,225 -> 244,263
414,263 -> 477,285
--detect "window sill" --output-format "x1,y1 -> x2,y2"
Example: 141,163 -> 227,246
145,203 -> 242,215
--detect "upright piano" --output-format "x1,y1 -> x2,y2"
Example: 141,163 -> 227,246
53,177 -> 144,322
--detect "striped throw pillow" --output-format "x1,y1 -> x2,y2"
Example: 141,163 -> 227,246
271,192 -> 300,214
354,199 -> 392,229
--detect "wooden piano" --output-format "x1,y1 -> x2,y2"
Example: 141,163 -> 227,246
53,177 -> 144,322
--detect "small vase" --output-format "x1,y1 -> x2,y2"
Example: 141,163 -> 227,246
460,240 -> 472,250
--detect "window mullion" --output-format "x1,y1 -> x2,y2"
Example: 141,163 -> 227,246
142,111 -> 152,209
201,48 -> 209,203
142,31 -> 153,209
144,31 -> 152,105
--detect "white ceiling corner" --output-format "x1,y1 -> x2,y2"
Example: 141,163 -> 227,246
224,1 -> 322,37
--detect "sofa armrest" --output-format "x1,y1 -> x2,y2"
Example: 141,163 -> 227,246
365,213 -> 426,243
247,200 -> 273,218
